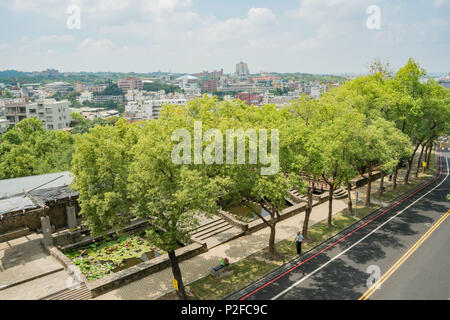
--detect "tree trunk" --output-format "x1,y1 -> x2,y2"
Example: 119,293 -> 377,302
347,182 -> 353,215
415,144 -> 425,178
393,164 -> 399,190
424,145 -> 430,166
404,158 -> 413,184
168,250 -> 187,300
328,185 -> 334,227
379,170 -> 385,197
426,142 -> 433,169
302,177 -> 315,239
268,224 -> 276,258
404,143 -> 421,185
365,162 -> 372,206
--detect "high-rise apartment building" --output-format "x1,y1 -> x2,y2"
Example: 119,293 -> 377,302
236,61 -> 249,77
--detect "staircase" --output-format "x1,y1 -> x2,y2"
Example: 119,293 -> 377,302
191,217 -> 244,249
289,189 -> 305,203
42,283 -> 92,300
332,187 -> 347,199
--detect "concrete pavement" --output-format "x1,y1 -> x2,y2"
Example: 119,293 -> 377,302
0,233 -> 73,300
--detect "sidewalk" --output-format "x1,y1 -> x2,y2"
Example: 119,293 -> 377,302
95,199 -> 347,300
0,233 -> 72,300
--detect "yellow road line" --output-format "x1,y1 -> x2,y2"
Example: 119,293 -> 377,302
359,210 -> 450,300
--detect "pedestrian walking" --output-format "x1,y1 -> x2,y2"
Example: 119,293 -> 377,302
295,231 -> 304,255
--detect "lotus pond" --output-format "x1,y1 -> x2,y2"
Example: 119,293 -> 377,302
64,232 -> 165,281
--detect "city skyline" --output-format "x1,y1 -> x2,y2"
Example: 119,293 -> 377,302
0,0 -> 449,74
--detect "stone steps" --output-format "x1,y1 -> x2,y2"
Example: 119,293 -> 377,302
193,222 -> 234,241
190,216 -> 244,249
333,188 -> 347,199
201,227 -> 244,249
42,283 -> 92,300
190,217 -> 225,235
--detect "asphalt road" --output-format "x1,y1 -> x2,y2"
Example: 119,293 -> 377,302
228,144 -> 450,300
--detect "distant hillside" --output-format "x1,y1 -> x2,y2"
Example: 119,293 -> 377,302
0,70 -> 29,79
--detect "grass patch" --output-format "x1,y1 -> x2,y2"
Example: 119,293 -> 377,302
375,176 -> 430,202
159,205 -> 379,300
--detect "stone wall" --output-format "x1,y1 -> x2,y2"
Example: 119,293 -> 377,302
0,227 -> 29,242
0,200 -> 80,235
52,229 -> 83,247
351,170 -> 382,188
87,242 -> 208,297
0,209 -> 45,234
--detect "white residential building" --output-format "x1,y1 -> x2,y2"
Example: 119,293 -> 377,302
125,90 -> 146,102
125,97 -> 187,120
176,75 -> 201,96
77,91 -> 93,104
262,93 -> 298,109
26,99 -> 72,130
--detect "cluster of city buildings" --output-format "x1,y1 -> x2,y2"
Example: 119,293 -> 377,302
0,63 -> 344,135
171,61 -> 338,108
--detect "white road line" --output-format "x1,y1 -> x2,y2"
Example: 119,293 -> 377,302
271,155 -> 449,300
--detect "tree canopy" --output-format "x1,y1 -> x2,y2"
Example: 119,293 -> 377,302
0,118 -> 75,179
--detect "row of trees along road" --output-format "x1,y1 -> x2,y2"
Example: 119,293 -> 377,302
70,59 -> 450,299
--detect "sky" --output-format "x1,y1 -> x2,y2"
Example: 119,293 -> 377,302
0,0 -> 449,74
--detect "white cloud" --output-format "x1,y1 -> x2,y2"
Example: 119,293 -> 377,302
287,0 -> 378,21
33,35 -> 75,45
375,18 -> 450,45
10,0 -> 194,23
197,8 -> 278,44
78,38 -> 117,54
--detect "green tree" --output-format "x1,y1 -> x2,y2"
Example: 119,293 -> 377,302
71,113 -> 229,300
304,95 -> 360,226
286,95 -> 321,238
0,117 -> 75,179
128,118 -> 228,299
168,96 -> 305,259
71,119 -> 138,235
